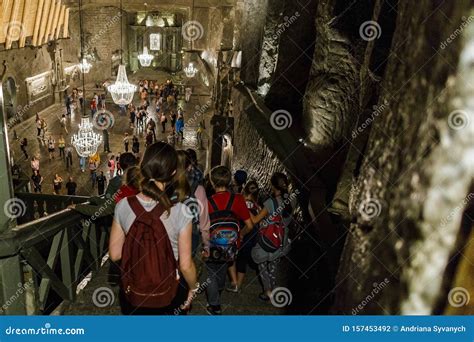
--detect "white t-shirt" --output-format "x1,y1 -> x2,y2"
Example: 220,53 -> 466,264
114,196 -> 191,260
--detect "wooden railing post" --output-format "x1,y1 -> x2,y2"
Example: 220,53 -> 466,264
0,255 -> 26,315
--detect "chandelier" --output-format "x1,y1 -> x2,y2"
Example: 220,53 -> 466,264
79,58 -> 92,73
184,62 -> 198,78
108,65 -> 137,105
71,117 -> 102,157
138,46 -> 154,67
107,0 -> 136,105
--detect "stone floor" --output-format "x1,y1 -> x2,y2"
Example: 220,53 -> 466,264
8,70 -> 212,196
62,257 -> 282,315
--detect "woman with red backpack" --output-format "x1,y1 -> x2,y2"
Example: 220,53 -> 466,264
251,173 -> 294,302
109,142 -> 198,315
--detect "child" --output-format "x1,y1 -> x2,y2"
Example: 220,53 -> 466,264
205,166 -> 253,315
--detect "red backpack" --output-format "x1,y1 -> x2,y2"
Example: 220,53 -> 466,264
120,196 -> 179,308
258,198 -> 285,252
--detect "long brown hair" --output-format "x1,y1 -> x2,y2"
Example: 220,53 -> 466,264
140,142 -> 177,214
174,150 -> 191,202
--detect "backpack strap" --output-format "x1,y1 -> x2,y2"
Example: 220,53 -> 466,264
226,193 -> 235,211
128,196 -> 145,217
208,196 -> 219,212
270,196 -> 279,215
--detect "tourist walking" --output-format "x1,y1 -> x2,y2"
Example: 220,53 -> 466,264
58,134 -> 66,160
31,170 -> 43,193
20,138 -> 28,160
66,176 -> 77,195
97,171 -> 107,195
123,133 -> 130,152
53,174 -> 63,195
109,142 -> 198,315
47,136 -> 56,160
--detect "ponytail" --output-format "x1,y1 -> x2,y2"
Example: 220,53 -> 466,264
271,172 -> 292,218
141,178 -> 173,214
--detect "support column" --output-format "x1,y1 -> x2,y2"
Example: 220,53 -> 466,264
0,78 -> 14,233
0,255 -> 26,315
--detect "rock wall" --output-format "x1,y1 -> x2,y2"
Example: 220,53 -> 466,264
334,0 -> 474,314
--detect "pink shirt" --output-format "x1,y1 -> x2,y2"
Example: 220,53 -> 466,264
109,159 -> 115,171
194,185 -> 210,249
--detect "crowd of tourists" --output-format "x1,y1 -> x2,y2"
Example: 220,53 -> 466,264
101,141 -> 296,315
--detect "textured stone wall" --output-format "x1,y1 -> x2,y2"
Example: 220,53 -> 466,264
66,7 -> 128,84
230,87 -> 285,193
334,0 -> 474,314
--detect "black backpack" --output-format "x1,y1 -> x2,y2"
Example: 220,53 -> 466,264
208,193 -> 240,262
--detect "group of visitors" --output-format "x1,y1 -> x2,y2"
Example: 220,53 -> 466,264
106,140 -> 295,315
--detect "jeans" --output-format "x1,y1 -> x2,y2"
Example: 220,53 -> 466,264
90,170 -> 97,187
205,262 -> 228,306
258,260 -> 278,292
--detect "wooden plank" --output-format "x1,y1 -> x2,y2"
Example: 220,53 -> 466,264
37,0 -> 50,46
60,226 -> 75,301
43,0 -> 55,44
50,0 -> 60,41
1,0 -> 14,44
62,7 -> 69,38
31,0 -> 44,46
19,0 -> 31,48
21,246 -> 71,305
37,230 -> 63,309
5,0 -> 21,49
73,223 -> 95,279
55,4 -> 64,39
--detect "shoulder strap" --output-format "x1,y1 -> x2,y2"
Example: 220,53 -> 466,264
127,196 -> 145,217
226,193 -> 235,211
270,197 -> 279,214
208,196 -> 219,211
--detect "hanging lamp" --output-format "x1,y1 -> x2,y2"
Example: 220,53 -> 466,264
72,0 -> 102,157
107,0 -> 136,105
138,46 -> 154,67
77,2 -> 91,74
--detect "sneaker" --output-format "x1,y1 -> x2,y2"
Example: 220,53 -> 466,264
206,304 -> 222,315
225,284 -> 239,293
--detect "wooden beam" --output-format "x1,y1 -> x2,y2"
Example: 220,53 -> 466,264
50,0 -> 61,41
19,0 -> 30,48
37,0 -> 51,46
55,4 -> 65,39
62,7 -> 69,38
43,0 -> 55,44
1,0 -> 14,45
5,0 -> 21,49
32,0 -> 44,46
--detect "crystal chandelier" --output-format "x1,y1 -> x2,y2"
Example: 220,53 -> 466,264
71,117 -> 102,157
78,58 -> 92,73
108,65 -> 137,105
138,46 -> 154,67
107,0 -> 136,105
184,62 -> 198,78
